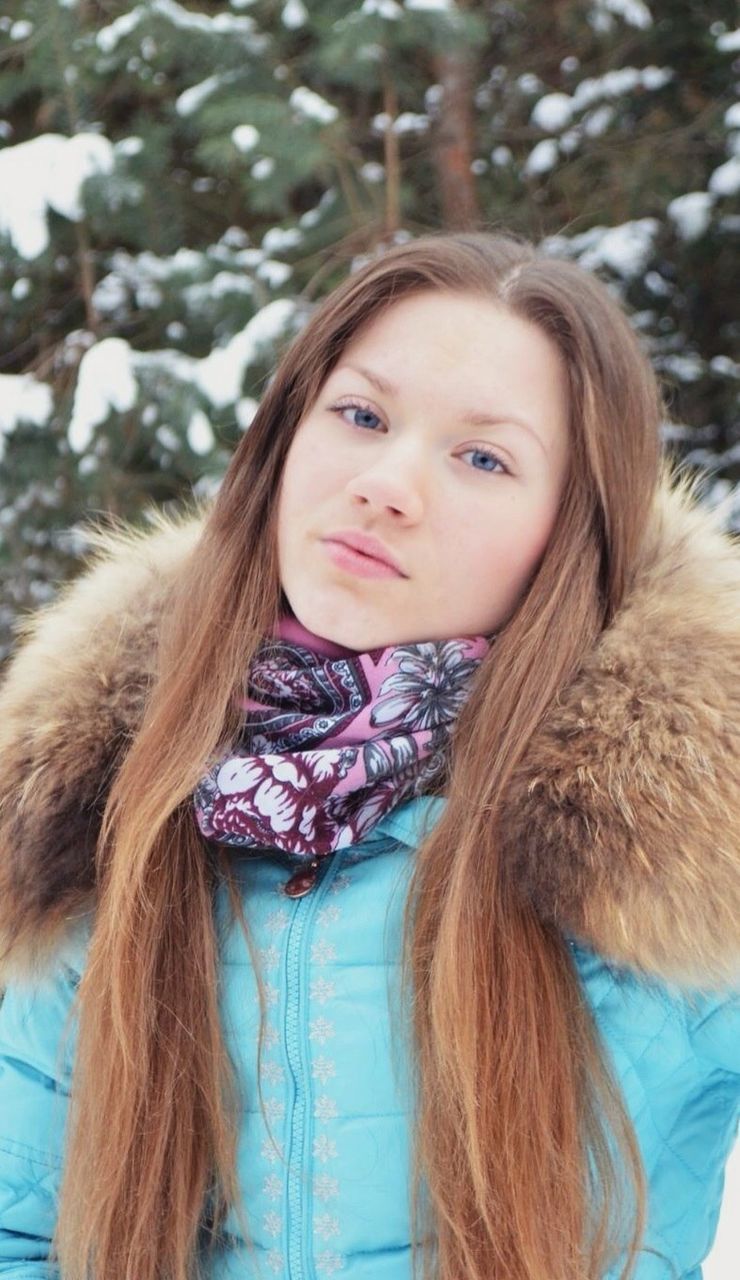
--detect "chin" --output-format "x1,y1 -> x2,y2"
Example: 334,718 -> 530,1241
287,583 -> 414,651
310,617 -> 391,654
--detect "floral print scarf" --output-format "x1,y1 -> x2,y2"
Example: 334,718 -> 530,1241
193,613 -> 493,874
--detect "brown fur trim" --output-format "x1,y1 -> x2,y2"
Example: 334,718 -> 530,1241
505,474 -> 740,989
0,478 -> 738,989
0,509 -> 202,985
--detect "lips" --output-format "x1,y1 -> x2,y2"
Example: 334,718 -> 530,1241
322,530 -> 406,577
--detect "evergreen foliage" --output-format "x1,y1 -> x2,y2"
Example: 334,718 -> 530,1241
0,0 -> 738,659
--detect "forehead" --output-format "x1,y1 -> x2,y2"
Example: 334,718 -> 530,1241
333,290 -> 564,386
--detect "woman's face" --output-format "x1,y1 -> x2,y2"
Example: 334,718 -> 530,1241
276,289 -> 571,650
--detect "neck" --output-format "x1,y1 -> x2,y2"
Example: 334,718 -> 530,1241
274,614 -> 360,657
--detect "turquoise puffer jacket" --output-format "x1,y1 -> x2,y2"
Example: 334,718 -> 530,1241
0,795 -> 737,1280
1,473 -> 739,1279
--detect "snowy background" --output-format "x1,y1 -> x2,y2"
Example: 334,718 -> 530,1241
0,1 -> 738,1271
0,0 -> 739,663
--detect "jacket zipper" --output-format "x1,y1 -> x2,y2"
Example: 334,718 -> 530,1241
283,848 -> 342,1280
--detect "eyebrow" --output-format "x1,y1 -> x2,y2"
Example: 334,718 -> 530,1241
336,362 -> 549,457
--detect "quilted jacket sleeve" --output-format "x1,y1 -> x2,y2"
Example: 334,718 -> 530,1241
687,984 -> 740,1076
677,984 -> 740,1278
0,949 -> 82,1279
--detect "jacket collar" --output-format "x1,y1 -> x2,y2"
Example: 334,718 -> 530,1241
1,468 -> 738,990
374,796 -> 448,849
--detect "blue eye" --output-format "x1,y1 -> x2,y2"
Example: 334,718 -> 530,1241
458,447 -> 509,474
328,400 -> 510,476
334,403 -> 382,431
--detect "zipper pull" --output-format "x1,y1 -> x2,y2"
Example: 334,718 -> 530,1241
283,857 -> 321,898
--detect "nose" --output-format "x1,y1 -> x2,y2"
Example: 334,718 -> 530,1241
345,441 -> 425,521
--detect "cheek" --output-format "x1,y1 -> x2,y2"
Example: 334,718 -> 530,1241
449,505 -> 553,591
277,430 -> 341,544
280,430 -> 350,519
278,437 -> 317,518
516,497 -> 559,567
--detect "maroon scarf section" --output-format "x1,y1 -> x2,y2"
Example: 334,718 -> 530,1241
193,614 -> 493,859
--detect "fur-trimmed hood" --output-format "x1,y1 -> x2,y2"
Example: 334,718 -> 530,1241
0,470 -> 739,992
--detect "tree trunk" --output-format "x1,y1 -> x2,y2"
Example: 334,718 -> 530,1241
430,36 -> 480,229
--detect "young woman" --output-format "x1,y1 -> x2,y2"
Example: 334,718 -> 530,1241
0,230 -> 737,1280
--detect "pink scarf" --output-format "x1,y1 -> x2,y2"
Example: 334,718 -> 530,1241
193,614 -> 493,873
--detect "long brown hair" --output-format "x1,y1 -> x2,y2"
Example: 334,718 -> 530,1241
51,231 -> 665,1280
